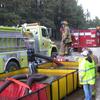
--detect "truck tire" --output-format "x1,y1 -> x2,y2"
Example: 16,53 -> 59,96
6,62 -> 20,72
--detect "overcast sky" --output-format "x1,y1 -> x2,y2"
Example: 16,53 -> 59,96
78,0 -> 100,19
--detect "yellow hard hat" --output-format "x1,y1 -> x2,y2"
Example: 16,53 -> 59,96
61,21 -> 68,25
81,50 -> 88,56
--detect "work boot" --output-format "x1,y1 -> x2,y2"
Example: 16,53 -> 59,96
92,90 -> 96,96
92,91 -> 96,100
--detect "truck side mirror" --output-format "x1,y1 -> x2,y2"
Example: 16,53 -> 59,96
47,28 -> 52,38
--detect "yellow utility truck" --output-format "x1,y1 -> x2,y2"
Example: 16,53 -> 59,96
0,26 -> 28,73
22,23 -> 58,57
0,23 -> 58,73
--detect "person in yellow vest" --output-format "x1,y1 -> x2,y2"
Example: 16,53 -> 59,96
59,20 -> 72,56
78,50 -> 96,100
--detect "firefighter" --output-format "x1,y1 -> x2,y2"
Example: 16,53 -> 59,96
78,50 -> 96,100
59,20 -> 72,56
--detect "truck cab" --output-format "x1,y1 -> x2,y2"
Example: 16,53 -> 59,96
22,23 -> 58,57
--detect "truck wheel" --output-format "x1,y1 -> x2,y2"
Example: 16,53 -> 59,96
6,62 -> 20,72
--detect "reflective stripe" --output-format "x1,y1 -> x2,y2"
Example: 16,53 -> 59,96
0,50 -> 27,55
81,76 -> 96,83
85,32 -> 91,35
79,32 -> 84,36
79,67 -> 95,72
72,33 -> 79,36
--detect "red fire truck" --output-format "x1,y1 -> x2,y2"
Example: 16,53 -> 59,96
71,28 -> 100,64
72,29 -> 100,49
